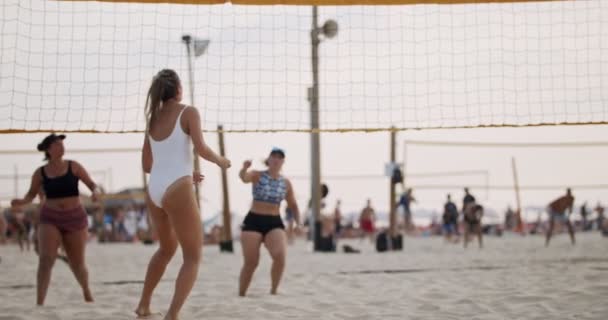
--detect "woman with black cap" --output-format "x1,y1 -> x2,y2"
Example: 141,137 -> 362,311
238,147 -> 301,296
11,133 -> 101,305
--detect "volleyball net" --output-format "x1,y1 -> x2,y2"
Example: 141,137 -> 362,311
1,0 -> 606,133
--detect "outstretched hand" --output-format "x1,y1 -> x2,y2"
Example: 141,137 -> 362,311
242,160 -> 252,170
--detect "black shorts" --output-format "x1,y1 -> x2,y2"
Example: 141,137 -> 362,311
241,212 -> 285,237
465,219 -> 480,230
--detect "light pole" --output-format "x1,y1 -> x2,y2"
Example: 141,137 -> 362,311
182,34 -> 209,208
309,6 -> 338,251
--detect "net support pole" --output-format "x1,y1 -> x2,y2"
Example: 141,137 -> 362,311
310,5 -> 322,252
218,125 -> 233,252
182,34 -> 201,208
511,157 -> 525,234
389,128 -> 397,237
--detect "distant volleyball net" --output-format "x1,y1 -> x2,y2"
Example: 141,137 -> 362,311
0,0 -> 607,133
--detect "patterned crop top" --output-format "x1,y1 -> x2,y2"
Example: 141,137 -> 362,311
252,171 -> 287,205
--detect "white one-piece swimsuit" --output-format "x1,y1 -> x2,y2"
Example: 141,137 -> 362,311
148,107 -> 193,208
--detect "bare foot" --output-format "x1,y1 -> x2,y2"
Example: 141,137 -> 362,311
84,289 -> 94,303
135,306 -> 162,319
135,306 -> 151,316
270,289 -> 278,295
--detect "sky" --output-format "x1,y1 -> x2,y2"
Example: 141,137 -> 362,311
0,0 -> 607,225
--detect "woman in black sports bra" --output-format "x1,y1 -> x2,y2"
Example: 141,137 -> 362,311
11,133 -> 101,306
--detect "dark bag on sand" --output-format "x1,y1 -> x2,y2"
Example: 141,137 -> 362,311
318,235 -> 336,252
343,244 -> 360,254
376,231 -> 389,252
376,232 -> 403,252
392,234 -> 403,250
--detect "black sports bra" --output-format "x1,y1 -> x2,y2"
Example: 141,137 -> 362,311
41,161 -> 80,199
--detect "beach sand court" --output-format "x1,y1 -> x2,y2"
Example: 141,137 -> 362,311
1,233 -> 607,319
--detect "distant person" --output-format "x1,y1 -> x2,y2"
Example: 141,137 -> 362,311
442,194 -> 459,243
545,188 -> 576,247
334,200 -> 343,237
124,206 -> 138,242
504,206 -> 515,231
319,211 -> 337,252
102,211 -> 114,242
8,205 -> 30,252
238,147 -> 301,296
595,203 -> 606,236
580,202 -> 590,231
429,213 -> 441,236
464,203 -> 484,249
136,69 -> 231,320
91,203 -> 104,242
11,133 -> 101,305
462,187 -> 476,215
114,208 -> 128,242
399,188 -> 416,230
595,203 -> 605,229
136,208 -> 152,244
359,199 -> 376,243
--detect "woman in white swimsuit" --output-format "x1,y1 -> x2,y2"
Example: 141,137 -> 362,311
135,69 -> 231,320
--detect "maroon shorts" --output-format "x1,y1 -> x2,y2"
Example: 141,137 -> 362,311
361,220 -> 375,233
40,205 -> 88,234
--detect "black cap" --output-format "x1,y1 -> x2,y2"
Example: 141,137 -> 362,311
269,147 -> 285,159
37,133 -> 65,152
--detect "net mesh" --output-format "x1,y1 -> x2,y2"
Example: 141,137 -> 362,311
1,0 -> 607,133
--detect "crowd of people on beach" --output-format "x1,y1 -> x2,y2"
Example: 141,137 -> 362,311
3,176 -> 607,253
303,186 -> 608,250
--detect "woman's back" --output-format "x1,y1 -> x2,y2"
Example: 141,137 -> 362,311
148,104 -> 188,141
148,105 -> 192,177
146,104 -> 193,208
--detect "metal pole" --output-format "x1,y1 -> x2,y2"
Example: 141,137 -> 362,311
183,35 -> 202,208
310,6 -> 322,251
389,128 -> 397,236
218,125 -> 233,252
511,157 -> 524,234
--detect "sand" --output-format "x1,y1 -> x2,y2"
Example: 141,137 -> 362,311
1,233 -> 607,320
